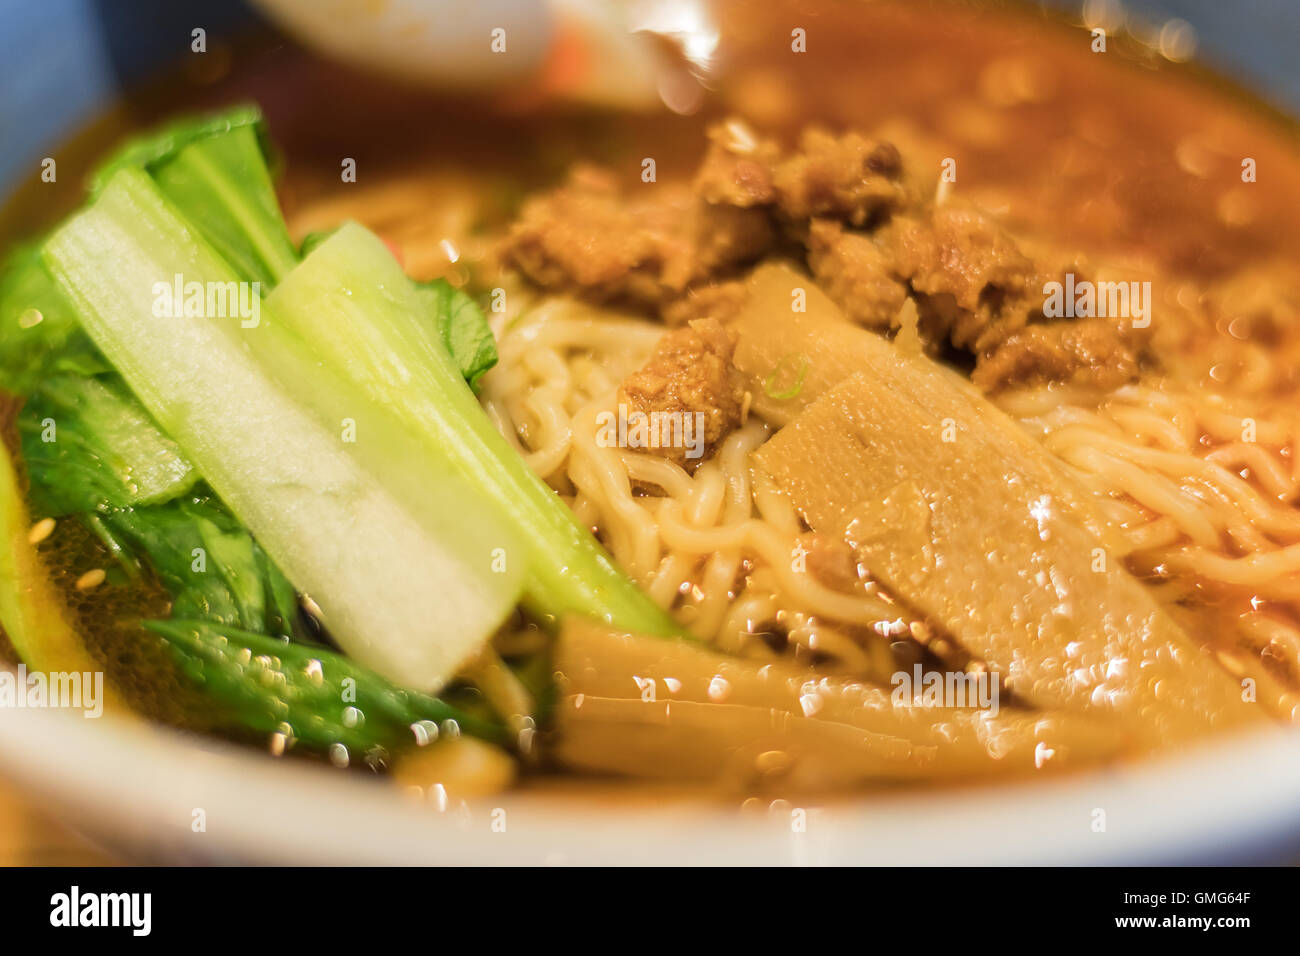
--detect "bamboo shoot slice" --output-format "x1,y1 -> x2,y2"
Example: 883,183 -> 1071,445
755,371 -> 1261,744
554,618 -> 1121,789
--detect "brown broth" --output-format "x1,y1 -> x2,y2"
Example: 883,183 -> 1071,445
6,0 -> 1300,278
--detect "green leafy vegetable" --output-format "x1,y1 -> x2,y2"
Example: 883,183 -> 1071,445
149,126 -> 298,286
101,494 -> 301,638
3,106 -> 306,650
19,373 -> 197,515
15,369 -> 300,638
8,103 -> 673,756
265,223 -> 680,637
297,228 -> 499,389
145,619 -> 506,755
0,244 -> 106,395
297,228 -> 337,259
44,167 -> 525,690
91,105 -> 296,287
415,278 -> 498,391
91,105 -> 262,189
6,106 -> 513,666
3,106 -> 294,399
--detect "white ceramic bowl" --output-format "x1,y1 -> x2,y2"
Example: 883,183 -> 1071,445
5,0 -> 1300,867
2,703 -> 1299,864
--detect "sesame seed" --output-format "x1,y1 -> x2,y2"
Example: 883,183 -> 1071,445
27,517 -> 55,545
75,569 -> 107,591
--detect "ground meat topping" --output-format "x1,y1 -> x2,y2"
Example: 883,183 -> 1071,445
809,204 -> 1149,389
617,318 -> 746,469
694,122 -> 781,207
972,317 -> 1146,392
502,165 -> 773,309
502,166 -> 676,305
503,119 -> 1153,394
806,219 -> 909,329
772,129 -> 907,225
885,206 -> 1037,344
661,279 -> 750,328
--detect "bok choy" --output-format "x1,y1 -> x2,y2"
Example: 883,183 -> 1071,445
43,167 -> 525,691
146,619 -> 505,755
265,223 -> 680,637
3,103 -> 681,761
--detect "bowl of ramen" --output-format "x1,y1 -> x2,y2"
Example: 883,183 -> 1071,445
3,0 -> 1300,865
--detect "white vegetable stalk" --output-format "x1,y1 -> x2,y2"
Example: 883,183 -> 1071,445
44,168 -> 524,692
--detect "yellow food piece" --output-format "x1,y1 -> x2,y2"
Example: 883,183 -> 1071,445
392,736 -> 517,801
0,439 -> 124,714
554,617 -> 1121,791
751,349 -> 1261,746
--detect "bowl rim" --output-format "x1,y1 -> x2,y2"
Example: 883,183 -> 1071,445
2,701 -> 1298,865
